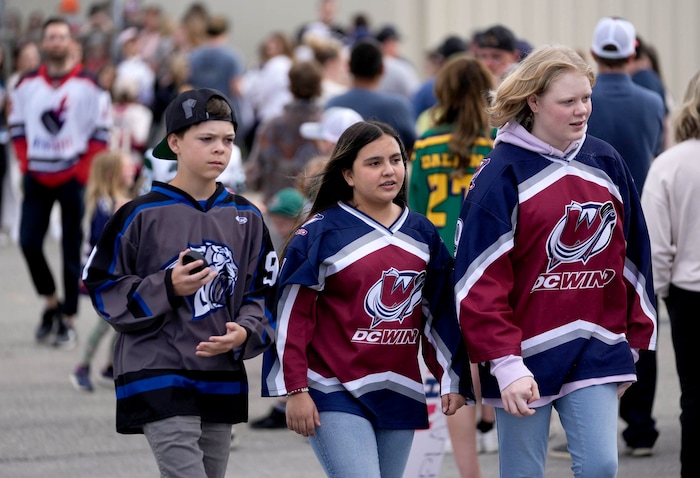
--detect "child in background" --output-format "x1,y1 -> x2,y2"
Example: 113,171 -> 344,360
249,186 -> 305,430
70,151 -> 135,391
110,76 -> 153,186
266,187 -> 305,250
296,155 -> 329,212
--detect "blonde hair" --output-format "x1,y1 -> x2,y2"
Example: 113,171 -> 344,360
305,35 -> 343,66
488,45 -> 595,128
85,151 -> 132,222
673,70 -> 700,142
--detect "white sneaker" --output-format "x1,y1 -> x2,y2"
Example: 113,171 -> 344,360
478,427 -> 498,454
443,436 -> 453,453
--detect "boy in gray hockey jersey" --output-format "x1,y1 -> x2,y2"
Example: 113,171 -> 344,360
83,88 -> 278,478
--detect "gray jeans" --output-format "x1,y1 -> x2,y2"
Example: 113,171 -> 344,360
143,415 -> 232,478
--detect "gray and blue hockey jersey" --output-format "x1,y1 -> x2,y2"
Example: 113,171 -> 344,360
83,181 -> 278,433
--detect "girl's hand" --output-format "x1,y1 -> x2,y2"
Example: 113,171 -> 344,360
501,376 -> 540,417
196,322 -> 248,357
442,393 -> 467,415
172,249 -> 216,296
286,392 -> 321,437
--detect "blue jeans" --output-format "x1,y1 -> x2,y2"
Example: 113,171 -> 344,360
308,411 -> 415,478
495,383 -> 618,478
143,415 -> 232,478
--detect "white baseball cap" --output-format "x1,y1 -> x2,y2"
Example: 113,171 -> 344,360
591,17 -> 636,60
300,107 -> 363,143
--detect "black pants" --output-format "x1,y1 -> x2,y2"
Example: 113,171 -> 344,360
19,174 -> 84,316
619,345 -> 659,447
665,284 -> 700,477
0,143 -> 6,224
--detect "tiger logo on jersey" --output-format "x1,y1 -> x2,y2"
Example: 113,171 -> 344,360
365,268 -> 426,329
546,200 -> 616,272
168,241 -> 238,320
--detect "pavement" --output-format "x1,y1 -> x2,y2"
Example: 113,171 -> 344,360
0,237 -> 682,477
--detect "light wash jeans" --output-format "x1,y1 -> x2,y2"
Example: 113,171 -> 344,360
495,383 -> 619,478
143,415 -> 232,478
308,411 -> 415,478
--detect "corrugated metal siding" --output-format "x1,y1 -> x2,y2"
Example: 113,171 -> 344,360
6,0 -> 698,104
405,0 -> 699,103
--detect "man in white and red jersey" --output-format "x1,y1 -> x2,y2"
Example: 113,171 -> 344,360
8,17 -> 111,348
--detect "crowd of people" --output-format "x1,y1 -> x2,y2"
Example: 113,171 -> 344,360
0,1 -> 697,477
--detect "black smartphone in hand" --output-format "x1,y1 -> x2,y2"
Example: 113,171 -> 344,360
183,251 -> 208,274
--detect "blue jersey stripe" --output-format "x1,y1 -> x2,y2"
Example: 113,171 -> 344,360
116,374 -> 245,399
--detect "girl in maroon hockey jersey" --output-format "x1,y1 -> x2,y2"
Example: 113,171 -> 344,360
454,45 -> 657,478
262,120 -> 473,477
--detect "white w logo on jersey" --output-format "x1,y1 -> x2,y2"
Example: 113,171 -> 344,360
546,200 -> 616,272
364,268 -> 425,329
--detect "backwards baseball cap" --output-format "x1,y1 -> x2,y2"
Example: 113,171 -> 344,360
477,25 -> 517,52
591,17 -> 636,60
300,107 -> 363,143
152,88 -> 238,160
268,188 -> 305,218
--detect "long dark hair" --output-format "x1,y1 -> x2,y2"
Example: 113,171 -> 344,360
305,120 -> 408,221
279,121 -> 408,258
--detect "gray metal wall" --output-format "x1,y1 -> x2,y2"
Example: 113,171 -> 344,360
407,0 -> 699,105
6,0 -> 700,102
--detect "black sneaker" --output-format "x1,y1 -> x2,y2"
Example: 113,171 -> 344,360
96,365 -> 115,388
53,319 -> 77,350
250,408 -> 287,429
36,305 -> 60,342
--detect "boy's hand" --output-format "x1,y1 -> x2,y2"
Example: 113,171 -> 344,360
172,249 -> 216,296
196,322 -> 248,357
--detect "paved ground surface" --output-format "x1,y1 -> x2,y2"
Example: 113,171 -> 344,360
0,238 -> 682,477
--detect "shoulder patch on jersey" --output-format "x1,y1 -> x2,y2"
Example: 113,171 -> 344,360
296,213 -> 324,236
469,157 -> 491,191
